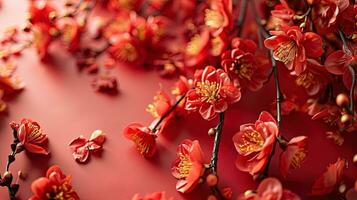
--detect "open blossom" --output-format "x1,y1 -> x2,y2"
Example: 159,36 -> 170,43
13,118 -> 49,155
123,123 -> 157,157
0,63 -> 25,93
264,26 -> 323,75
185,66 -> 241,120
108,33 -> 146,66
339,5 -> 357,41
28,1 -> 57,60
185,29 -> 210,67
280,136 -> 308,178
238,178 -> 300,200
204,0 -> 233,36
69,130 -> 106,163
29,165 -> 79,200
233,111 -> 278,175
221,38 -> 270,91
132,192 -> 174,200
171,139 -> 204,193
295,59 -> 330,96
311,158 -> 346,195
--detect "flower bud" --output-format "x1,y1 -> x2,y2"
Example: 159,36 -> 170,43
341,114 -> 352,124
206,174 -> 218,187
336,93 -> 349,107
207,195 -> 217,200
208,128 -> 216,137
48,11 -> 57,21
353,154 -> 357,163
2,171 -> 13,185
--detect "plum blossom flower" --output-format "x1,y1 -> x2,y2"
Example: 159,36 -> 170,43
221,38 -> 270,91
267,1 -> 295,30
28,1 -> 57,60
185,66 -> 241,120
91,74 -> 118,94
123,123 -> 157,157
295,59 -> 330,96
29,165 -> 79,200
310,0 -> 349,32
13,118 -> 49,155
280,136 -> 308,178
264,26 -> 323,75
233,111 -> 278,175
204,0 -> 233,36
69,130 -> 106,163
108,33 -> 146,66
146,90 -> 172,119
132,191 -> 174,200
238,177 -> 300,200
171,139 -> 204,193
311,158 -> 347,196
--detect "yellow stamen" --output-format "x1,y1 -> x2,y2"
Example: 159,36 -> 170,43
204,9 -> 224,29
237,130 -> 264,154
196,80 -> 220,103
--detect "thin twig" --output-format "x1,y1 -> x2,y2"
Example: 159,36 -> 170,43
152,93 -> 187,132
236,0 -> 248,36
210,112 -> 225,173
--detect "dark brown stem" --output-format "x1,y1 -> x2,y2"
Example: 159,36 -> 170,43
152,93 -> 187,132
209,112 -> 225,200
210,112 -> 225,173
236,0 -> 248,36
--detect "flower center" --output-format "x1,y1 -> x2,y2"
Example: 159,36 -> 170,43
204,9 -> 224,29
62,25 -> 75,44
186,34 -> 201,56
178,154 -> 193,178
196,80 -> 220,103
27,123 -> 43,142
131,134 -> 151,155
230,57 -> 255,80
290,150 -> 306,169
113,43 -> 138,62
46,181 -> 75,200
295,72 -> 315,88
237,130 -> 264,154
274,40 -> 296,64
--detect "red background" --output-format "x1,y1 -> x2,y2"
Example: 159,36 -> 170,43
0,0 -> 356,199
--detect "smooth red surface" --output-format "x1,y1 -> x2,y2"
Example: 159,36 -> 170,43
0,1 -> 356,200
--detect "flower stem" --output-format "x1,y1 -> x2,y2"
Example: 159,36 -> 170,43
210,112 -> 225,173
236,0 -> 248,36
152,93 -> 187,132
338,29 -> 355,114
2,127 -> 20,199
251,0 -> 283,178
209,112 -> 225,200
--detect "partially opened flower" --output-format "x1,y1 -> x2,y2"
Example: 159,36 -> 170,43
268,2 -> 295,30
15,118 -> 49,155
311,158 -> 346,196
280,136 -> 308,178
238,177 -> 300,200
264,26 -> 323,75
123,123 -> 157,157
233,111 -> 278,175
69,130 -> 106,163
310,0 -> 349,32
146,90 -> 171,119
132,191 -> 174,200
56,17 -> 81,52
171,139 -> 204,193
185,66 -> 241,120
29,165 -> 79,200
